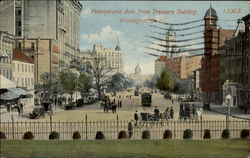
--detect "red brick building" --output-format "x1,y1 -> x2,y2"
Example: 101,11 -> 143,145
201,6 -> 234,103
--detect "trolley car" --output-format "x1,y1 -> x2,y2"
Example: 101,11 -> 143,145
141,93 -> 152,107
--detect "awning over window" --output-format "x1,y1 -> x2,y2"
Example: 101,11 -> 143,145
0,88 -> 32,101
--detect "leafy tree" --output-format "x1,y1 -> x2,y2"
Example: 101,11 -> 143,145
108,73 -> 133,92
59,71 -> 78,101
91,57 -> 112,97
77,72 -> 92,98
156,69 -> 176,92
144,75 -> 158,88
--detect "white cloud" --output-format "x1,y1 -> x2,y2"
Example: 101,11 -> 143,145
81,25 -> 124,44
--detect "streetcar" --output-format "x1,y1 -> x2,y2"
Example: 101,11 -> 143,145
141,93 -> 152,107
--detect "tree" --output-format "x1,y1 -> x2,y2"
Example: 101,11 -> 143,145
59,71 -> 78,101
108,73 -> 134,92
156,69 -> 176,92
77,72 -> 92,98
144,75 -> 158,88
91,57 -> 112,97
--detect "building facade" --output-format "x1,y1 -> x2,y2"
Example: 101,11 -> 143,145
165,55 -> 202,79
13,49 -> 34,107
0,0 -> 82,65
15,37 -> 60,84
201,6 -> 234,104
154,56 -> 167,77
0,31 -> 15,81
92,44 -> 123,74
220,14 -> 250,107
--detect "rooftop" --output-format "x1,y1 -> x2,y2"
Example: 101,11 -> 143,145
13,49 -> 34,64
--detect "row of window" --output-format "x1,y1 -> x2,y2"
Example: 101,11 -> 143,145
13,63 -> 34,73
1,69 -> 12,80
13,77 -> 34,88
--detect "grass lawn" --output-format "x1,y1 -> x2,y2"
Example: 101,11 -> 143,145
0,139 -> 249,158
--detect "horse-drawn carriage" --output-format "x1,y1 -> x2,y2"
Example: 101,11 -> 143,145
179,102 -> 202,120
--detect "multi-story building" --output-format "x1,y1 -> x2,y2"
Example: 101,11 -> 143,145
0,31 -> 15,81
165,55 -> 202,79
201,5 -> 234,104
15,37 -> 60,84
12,49 -> 34,107
220,14 -> 250,107
92,44 -> 123,74
155,56 -> 167,77
0,0 -> 82,65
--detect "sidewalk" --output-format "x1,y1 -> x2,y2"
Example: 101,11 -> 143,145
196,101 -> 250,119
0,105 -> 64,122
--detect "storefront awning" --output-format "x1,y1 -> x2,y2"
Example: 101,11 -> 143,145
0,88 -> 32,101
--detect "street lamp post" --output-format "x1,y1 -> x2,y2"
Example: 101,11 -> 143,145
226,94 -> 231,129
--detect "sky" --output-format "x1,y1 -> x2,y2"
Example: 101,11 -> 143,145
79,1 -> 250,75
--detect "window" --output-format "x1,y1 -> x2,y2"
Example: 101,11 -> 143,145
17,31 -> 21,36
31,42 -> 35,49
17,21 -> 21,27
18,10 -> 21,15
16,42 -> 21,48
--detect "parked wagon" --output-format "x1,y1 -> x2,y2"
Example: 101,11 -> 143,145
179,102 -> 198,120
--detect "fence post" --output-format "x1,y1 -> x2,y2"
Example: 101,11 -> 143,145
173,121 -> 176,139
116,114 -> 119,138
85,114 -> 88,140
11,114 -> 14,139
50,114 -> 53,133
200,115 -> 203,139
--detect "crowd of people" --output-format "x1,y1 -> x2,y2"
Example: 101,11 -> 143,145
101,97 -> 123,113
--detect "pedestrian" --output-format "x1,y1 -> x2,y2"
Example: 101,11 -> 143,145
128,121 -> 133,139
120,100 -> 122,108
170,106 -> 174,119
20,103 -> 24,116
17,105 -> 21,116
154,106 -> 160,117
134,110 -> 139,126
172,99 -> 174,104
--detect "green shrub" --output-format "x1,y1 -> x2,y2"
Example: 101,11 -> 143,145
49,131 -> 59,140
0,131 -> 6,139
72,131 -> 81,140
142,130 -> 150,139
163,129 -> 172,139
240,129 -> 249,139
221,129 -> 230,139
203,129 -> 211,139
183,129 -> 193,139
118,130 -> 128,139
23,131 -> 34,140
95,131 -> 105,140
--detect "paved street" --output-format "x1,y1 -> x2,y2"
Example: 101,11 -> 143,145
1,88 -> 249,122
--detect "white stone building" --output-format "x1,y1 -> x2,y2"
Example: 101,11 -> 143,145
0,31 -> 15,81
12,49 -> 34,107
154,56 -> 167,77
92,44 -> 123,74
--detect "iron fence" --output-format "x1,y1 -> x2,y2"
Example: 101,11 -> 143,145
0,115 -> 249,140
